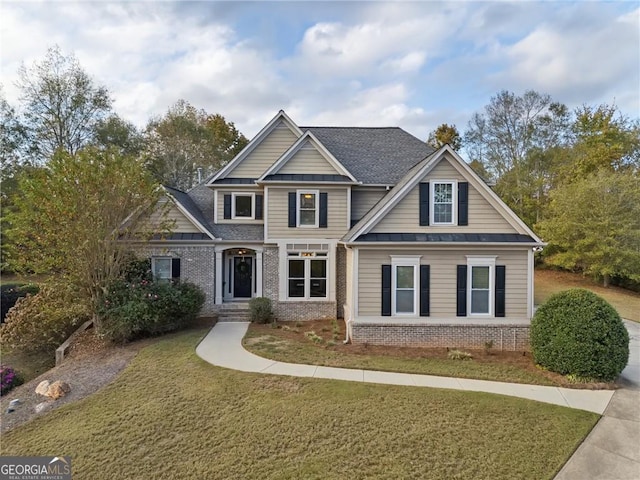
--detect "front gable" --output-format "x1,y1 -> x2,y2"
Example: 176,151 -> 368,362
208,111 -> 302,183
345,146 -> 542,244
145,188 -> 216,240
258,131 -> 357,183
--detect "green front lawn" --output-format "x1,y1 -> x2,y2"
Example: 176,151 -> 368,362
2,329 -> 598,479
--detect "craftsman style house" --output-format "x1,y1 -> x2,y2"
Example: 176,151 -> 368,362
140,110 -> 543,349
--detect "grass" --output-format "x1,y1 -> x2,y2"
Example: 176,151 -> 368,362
535,268 -> 640,321
1,328 -> 598,479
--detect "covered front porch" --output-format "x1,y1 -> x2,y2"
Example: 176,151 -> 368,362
214,246 -> 263,304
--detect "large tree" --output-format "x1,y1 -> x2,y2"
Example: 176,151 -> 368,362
538,169 -> 640,287
144,100 -> 248,190
6,147 -> 163,330
16,45 -> 112,160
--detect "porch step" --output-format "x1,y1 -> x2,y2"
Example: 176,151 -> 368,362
218,303 -> 251,322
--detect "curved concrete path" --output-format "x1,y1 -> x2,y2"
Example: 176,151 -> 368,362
196,322 -> 614,414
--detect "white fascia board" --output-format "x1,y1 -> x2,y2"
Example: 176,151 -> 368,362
439,145 -> 543,243
163,189 -> 218,240
257,131 -> 357,183
207,110 -> 303,184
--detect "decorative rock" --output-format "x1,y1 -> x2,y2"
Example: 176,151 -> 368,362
35,380 -> 51,396
34,402 -> 49,413
46,381 -> 71,400
9,399 -> 20,407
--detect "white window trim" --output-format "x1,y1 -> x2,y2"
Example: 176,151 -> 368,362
277,241 -> 336,302
151,256 -> 172,281
466,256 -> 497,317
231,192 -> 255,220
431,180 -> 457,225
391,255 -> 421,316
297,189 -> 319,228
286,254 -> 328,300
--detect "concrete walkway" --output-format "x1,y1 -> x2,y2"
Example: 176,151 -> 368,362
196,322 -> 614,414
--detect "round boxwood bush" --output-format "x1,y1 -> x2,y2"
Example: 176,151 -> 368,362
530,289 -> 629,382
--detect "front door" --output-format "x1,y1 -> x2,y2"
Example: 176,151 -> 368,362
233,257 -> 252,298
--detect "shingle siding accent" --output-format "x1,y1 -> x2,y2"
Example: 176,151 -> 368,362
263,246 -> 337,321
351,323 -> 530,351
136,245 -> 217,315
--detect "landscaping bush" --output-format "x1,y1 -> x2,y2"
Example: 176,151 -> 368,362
1,283 -> 40,323
249,297 -> 274,324
0,365 -> 23,396
530,289 -> 629,382
0,284 -> 89,353
99,278 -> 205,343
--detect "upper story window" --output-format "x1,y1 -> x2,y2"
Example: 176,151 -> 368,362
232,193 -> 254,219
432,181 -> 455,225
298,190 -> 318,227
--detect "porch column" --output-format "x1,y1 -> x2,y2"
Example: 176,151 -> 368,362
215,248 -> 223,304
256,250 -> 263,297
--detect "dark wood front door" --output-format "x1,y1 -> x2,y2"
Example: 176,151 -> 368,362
233,257 -> 252,298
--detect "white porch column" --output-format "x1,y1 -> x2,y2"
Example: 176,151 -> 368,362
256,250 -> 263,297
215,248 -> 223,305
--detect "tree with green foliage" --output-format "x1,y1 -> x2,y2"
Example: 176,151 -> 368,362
16,45 -> 112,161
93,114 -> 145,156
538,169 -> 640,287
144,99 -> 248,190
6,147 -> 163,331
427,123 -> 462,150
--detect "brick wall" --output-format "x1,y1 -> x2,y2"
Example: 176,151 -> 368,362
351,322 -> 530,351
263,246 -> 337,321
136,245 -> 218,315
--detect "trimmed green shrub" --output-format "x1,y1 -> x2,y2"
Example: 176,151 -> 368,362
0,284 -> 89,353
99,278 -> 205,343
1,283 -> 40,322
530,289 -> 629,381
249,297 -> 274,324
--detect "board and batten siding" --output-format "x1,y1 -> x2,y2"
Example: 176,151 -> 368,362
215,188 -> 264,224
278,143 -> 340,175
372,157 -> 517,234
266,186 -> 349,239
228,122 -> 298,178
357,248 -> 529,318
351,187 -> 387,222
148,199 -> 201,233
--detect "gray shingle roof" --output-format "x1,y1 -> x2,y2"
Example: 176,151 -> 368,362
303,127 -> 435,185
355,233 -> 537,243
164,186 -> 216,238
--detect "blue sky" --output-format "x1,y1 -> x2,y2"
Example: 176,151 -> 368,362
1,1 -> 638,141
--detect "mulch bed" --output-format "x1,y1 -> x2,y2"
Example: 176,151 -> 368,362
0,317 -> 216,434
249,319 -> 615,390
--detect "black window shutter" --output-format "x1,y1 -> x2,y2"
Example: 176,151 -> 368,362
255,194 -> 263,220
172,258 -> 181,279
495,265 -> 506,317
288,192 -> 296,227
381,265 -> 391,316
419,182 -> 430,226
319,192 -> 328,228
456,265 -> 467,316
458,182 -> 468,226
223,194 -> 231,219
420,265 -> 430,317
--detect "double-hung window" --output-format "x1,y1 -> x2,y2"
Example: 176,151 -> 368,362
287,253 -> 327,299
232,193 -> 254,219
432,181 -> 455,224
466,257 -> 496,316
391,256 -> 421,315
152,257 -> 172,283
297,190 -> 318,227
